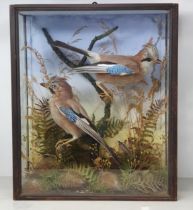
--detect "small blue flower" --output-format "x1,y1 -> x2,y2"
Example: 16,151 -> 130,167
59,107 -> 77,123
107,65 -> 132,75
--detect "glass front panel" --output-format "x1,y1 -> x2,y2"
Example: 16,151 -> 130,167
19,10 -> 170,196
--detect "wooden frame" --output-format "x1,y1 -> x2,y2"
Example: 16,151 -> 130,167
10,3 -> 178,200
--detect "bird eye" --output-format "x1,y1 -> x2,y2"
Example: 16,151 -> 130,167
141,57 -> 152,62
146,58 -> 152,62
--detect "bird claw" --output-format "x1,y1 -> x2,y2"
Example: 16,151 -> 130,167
55,139 -> 72,158
55,139 -> 68,148
99,91 -> 113,102
96,81 -> 113,102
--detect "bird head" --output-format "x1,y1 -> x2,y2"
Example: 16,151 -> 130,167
137,38 -> 161,74
40,76 -> 72,95
141,38 -> 161,65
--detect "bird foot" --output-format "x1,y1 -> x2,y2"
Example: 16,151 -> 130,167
99,92 -> 113,102
55,138 -> 76,158
96,81 -> 113,102
55,139 -> 69,149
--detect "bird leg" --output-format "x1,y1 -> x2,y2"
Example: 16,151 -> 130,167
55,137 -> 77,148
55,137 -> 77,158
96,81 -> 113,102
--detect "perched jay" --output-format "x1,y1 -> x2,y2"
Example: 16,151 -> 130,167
54,39 -> 161,99
40,76 -> 120,167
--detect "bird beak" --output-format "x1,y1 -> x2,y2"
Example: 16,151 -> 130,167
154,59 -> 162,64
40,82 -> 49,88
40,82 -> 55,94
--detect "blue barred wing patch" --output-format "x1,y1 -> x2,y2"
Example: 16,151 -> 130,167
59,107 -> 77,123
106,64 -> 133,75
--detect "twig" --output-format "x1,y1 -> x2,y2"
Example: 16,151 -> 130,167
42,28 -> 108,98
79,26 -> 118,65
104,102 -> 111,119
22,46 -> 50,81
54,40 -> 90,57
42,28 -> 76,68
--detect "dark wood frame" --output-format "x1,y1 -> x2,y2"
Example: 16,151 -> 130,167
10,3 -> 178,201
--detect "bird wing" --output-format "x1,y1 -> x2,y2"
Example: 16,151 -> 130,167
73,64 -> 135,76
66,99 -> 90,120
56,105 -> 120,166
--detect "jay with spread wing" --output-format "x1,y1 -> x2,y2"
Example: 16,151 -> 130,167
40,76 -> 120,167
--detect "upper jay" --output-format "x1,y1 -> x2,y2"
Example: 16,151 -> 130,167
40,76 -> 120,167
54,38 -> 161,99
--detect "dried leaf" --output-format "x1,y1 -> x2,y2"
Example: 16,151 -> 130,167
71,38 -> 82,44
72,26 -> 87,37
99,20 -> 118,53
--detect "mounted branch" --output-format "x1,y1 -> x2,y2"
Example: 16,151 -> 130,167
42,28 -> 76,68
79,26 -> 118,65
42,26 -> 118,120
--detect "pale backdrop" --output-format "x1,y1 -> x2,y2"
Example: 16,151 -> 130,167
0,0 -> 192,178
